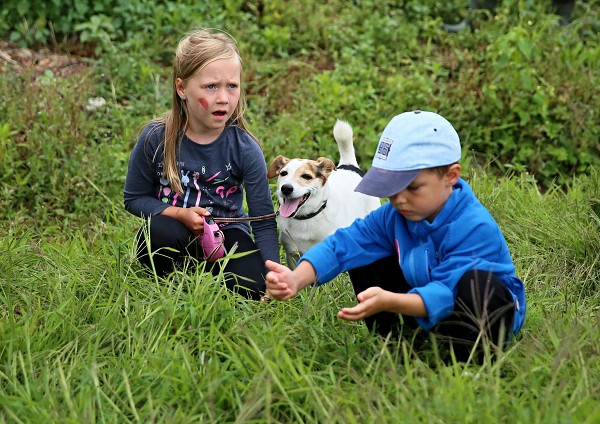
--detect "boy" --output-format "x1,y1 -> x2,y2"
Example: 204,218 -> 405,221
265,110 -> 526,361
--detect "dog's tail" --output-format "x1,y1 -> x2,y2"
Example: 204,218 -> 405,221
333,119 -> 359,167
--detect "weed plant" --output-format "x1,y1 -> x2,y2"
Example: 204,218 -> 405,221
1,0 -> 599,422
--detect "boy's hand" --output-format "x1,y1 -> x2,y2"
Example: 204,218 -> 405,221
265,260 -> 299,301
337,287 -> 390,321
338,288 -> 427,320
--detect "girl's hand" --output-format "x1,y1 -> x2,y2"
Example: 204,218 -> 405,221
337,287 -> 391,321
163,206 -> 209,236
180,206 -> 210,235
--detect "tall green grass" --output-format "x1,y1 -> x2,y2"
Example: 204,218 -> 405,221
1,170 -> 599,422
1,0 -> 599,422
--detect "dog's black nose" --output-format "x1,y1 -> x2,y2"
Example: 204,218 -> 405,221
281,184 -> 294,196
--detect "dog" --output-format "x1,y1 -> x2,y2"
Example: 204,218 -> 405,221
267,120 -> 381,268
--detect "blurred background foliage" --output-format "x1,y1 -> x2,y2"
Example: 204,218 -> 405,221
0,0 -> 598,233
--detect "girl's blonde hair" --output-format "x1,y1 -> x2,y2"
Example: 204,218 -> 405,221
153,28 -> 259,194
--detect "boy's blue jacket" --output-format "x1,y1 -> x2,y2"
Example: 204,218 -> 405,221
299,178 -> 526,334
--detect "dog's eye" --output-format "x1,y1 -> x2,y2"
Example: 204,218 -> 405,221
280,170 -> 288,176
301,174 -> 312,180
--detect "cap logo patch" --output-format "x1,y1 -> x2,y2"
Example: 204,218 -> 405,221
375,136 -> 394,161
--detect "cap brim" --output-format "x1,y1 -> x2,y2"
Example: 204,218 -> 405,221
355,168 -> 421,198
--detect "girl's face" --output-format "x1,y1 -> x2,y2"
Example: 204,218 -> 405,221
387,165 -> 461,223
176,56 -> 241,143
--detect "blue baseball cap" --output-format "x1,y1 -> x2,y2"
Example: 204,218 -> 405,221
355,110 -> 461,198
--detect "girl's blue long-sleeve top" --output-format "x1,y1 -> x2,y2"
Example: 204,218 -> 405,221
123,122 -> 280,264
299,178 -> 526,333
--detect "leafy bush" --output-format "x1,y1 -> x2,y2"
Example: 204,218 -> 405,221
0,0 -> 598,231
1,0 -> 123,47
0,70 -> 129,230
0,0 -> 249,54
249,2 -> 598,187
473,13 -> 599,184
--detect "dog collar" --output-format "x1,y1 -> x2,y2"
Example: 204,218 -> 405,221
294,201 -> 327,220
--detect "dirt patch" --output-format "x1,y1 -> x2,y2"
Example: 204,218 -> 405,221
0,40 -> 89,77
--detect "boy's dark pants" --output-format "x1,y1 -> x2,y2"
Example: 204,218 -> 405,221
348,256 -> 515,361
135,215 -> 266,300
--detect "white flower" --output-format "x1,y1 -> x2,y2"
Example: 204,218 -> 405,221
85,97 -> 106,111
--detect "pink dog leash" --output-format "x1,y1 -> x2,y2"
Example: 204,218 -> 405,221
201,216 -> 225,262
212,213 -> 278,223
200,213 -> 278,262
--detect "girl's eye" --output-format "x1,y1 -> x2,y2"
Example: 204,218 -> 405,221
206,84 -> 217,90
301,174 -> 312,180
228,84 -> 238,89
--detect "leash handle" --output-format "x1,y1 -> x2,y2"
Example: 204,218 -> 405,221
201,216 -> 225,262
200,213 -> 275,262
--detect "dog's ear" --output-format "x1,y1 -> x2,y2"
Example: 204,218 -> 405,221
315,157 -> 336,178
267,155 -> 290,179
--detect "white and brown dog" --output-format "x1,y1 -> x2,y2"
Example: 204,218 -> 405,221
267,120 -> 381,268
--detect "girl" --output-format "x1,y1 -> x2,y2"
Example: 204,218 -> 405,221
124,28 -> 279,300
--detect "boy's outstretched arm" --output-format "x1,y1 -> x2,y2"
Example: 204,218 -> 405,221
265,260 -> 317,301
337,287 -> 427,321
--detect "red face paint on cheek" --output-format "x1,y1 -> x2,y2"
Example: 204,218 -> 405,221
198,98 -> 209,109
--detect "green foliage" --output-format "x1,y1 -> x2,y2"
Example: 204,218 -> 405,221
2,0 -> 597,185
0,3 -> 599,419
476,17 -> 599,184
0,69 -> 130,230
1,172 -> 599,421
1,0 -> 126,47
0,0 -> 249,54
74,14 -> 116,55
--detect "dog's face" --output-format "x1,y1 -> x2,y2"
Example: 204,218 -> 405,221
268,155 -> 336,218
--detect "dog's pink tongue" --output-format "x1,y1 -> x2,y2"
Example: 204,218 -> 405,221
279,198 -> 302,218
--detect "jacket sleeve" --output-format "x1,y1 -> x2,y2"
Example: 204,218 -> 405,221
241,140 -> 280,263
299,204 -> 396,284
411,217 -> 513,329
123,125 -> 170,217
